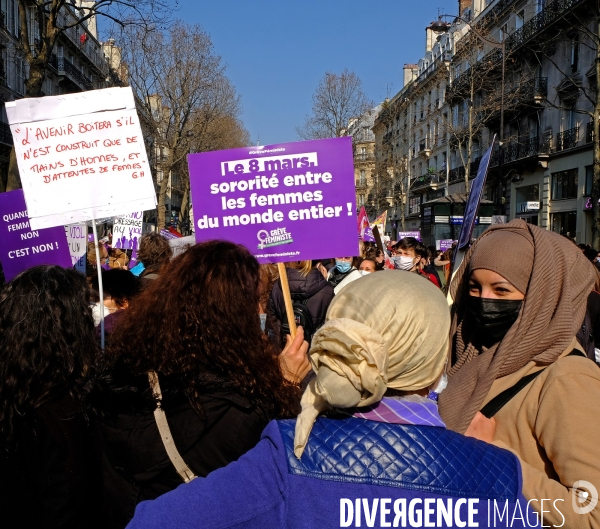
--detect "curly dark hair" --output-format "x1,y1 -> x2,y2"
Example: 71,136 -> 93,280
105,240 -> 300,417
137,232 -> 172,270
0,266 -> 99,446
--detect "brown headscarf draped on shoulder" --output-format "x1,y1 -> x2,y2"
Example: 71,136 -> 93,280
438,219 -> 597,433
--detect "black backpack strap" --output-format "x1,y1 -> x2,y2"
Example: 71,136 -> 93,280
481,349 -> 586,418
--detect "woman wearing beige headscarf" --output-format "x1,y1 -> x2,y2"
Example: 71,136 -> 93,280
126,271 -> 537,529
439,219 -> 600,529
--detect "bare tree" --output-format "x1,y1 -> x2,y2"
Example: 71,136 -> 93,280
120,22 -> 247,230
3,0 -> 171,191
296,69 -> 373,140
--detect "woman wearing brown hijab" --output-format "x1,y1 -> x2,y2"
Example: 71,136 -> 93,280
439,219 -> 600,529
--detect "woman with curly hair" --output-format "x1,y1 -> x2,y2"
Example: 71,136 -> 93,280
0,266 -> 102,529
91,240 -> 309,529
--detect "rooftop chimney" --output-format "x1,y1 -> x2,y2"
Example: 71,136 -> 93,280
459,0 -> 471,15
403,64 -> 418,87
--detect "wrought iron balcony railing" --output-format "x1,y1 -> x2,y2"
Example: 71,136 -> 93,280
556,126 -> 579,152
50,55 -> 94,90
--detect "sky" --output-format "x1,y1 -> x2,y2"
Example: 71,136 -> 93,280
169,1 -> 456,146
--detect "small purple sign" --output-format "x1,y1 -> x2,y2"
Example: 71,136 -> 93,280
397,231 -> 421,241
439,239 -> 456,252
0,189 -> 71,281
188,137 -> 358,263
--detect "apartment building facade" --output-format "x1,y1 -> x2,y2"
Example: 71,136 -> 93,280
0,0 -> 109,187
374,0 -> 598,246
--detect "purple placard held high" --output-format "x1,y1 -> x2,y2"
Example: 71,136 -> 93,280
0,189 -> 71,281
188,137 -> 358,263
397,231 -> 421,241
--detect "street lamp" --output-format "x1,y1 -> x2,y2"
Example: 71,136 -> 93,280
439,14 -> 507,213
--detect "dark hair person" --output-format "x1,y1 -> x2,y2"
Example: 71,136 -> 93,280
439,219 -> 600,528
91,240 -> 306,529
137,232 -> 173,281
0,266 -> 102,529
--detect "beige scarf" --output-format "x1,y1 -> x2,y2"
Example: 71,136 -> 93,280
438,219 -> 596,433
294,271 -> 450,458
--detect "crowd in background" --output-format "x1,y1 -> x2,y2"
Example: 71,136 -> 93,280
1,220 -> 600,528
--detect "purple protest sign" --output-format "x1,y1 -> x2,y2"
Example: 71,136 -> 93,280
0,189 -> 71,281
439,239 -> 456,252
397,231 -> 421,241
188,137 -> 358,263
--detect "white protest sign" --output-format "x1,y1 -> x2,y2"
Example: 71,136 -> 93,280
65,223 -> 87,273
112,212 -> 143,250
6,87 -> 156,230
169,235 -> 196,258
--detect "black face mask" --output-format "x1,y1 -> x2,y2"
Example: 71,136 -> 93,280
466,296 -> 523,346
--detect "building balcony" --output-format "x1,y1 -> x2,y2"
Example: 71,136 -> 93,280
411,172 -> 443,193
556,126 -> 579,152
418,138 -> 431,158
0,121 -> 13,146
504,0 -> 585,53
50,54 -> 94,91
354,152 -> 375,163
489,134 -> 551,168
355,178 -> 368,189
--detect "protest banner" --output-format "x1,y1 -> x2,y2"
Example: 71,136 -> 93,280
6,87 -> 156,230
112,212 -> 143,250
188,137 -> 358,264
438,239 -> 456,252
169,235 -> 196,259
0,189 -> 71,281
65,223 -> 87,273
397,230 -> 420,241
357,206 -> 374,242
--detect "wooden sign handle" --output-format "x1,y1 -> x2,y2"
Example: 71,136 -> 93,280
277,262 -> 297,339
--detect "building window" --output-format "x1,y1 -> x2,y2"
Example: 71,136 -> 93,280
551,211 -> 577,239
358,194 -> 365,206
552,169 -> 578,200
500,23 -> 508,41
409,196 -> 420,215
571,33 -> 580,73
585,166 -> 593,196
516,10 -> 524,30
360,170 -> 366,186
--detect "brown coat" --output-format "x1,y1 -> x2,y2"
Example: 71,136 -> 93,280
485,338 -> 600,528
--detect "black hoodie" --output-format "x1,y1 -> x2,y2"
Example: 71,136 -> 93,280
269,267 -> 334,340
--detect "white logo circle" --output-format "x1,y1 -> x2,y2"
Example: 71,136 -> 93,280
572,480 -> 598,514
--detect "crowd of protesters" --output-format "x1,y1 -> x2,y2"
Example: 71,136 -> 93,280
0,220 -> 599,528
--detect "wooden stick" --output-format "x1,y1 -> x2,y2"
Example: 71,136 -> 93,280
277,262 -> 297,338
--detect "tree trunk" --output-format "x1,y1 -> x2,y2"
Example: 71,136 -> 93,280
157,171 -> 170,230
593,16 -> 600,248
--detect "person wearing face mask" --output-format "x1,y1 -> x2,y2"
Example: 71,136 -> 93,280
393,238 -> 441,288
358,258 -> 378,274
327,256 -> 360,293
439,219 -> 600,529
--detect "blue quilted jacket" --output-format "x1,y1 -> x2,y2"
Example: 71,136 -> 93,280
127,417 -> 540,528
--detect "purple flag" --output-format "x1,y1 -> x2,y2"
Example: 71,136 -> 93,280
0,189 -> 71,281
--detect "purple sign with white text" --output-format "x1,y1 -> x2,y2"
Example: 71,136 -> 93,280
397,231 -> 421,241
0,189 -> 71,281
188,137 -> 358,263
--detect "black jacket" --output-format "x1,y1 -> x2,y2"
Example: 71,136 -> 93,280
0,395 -> 103,529
269,268 -> 334,333
90,365 -> 270,529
